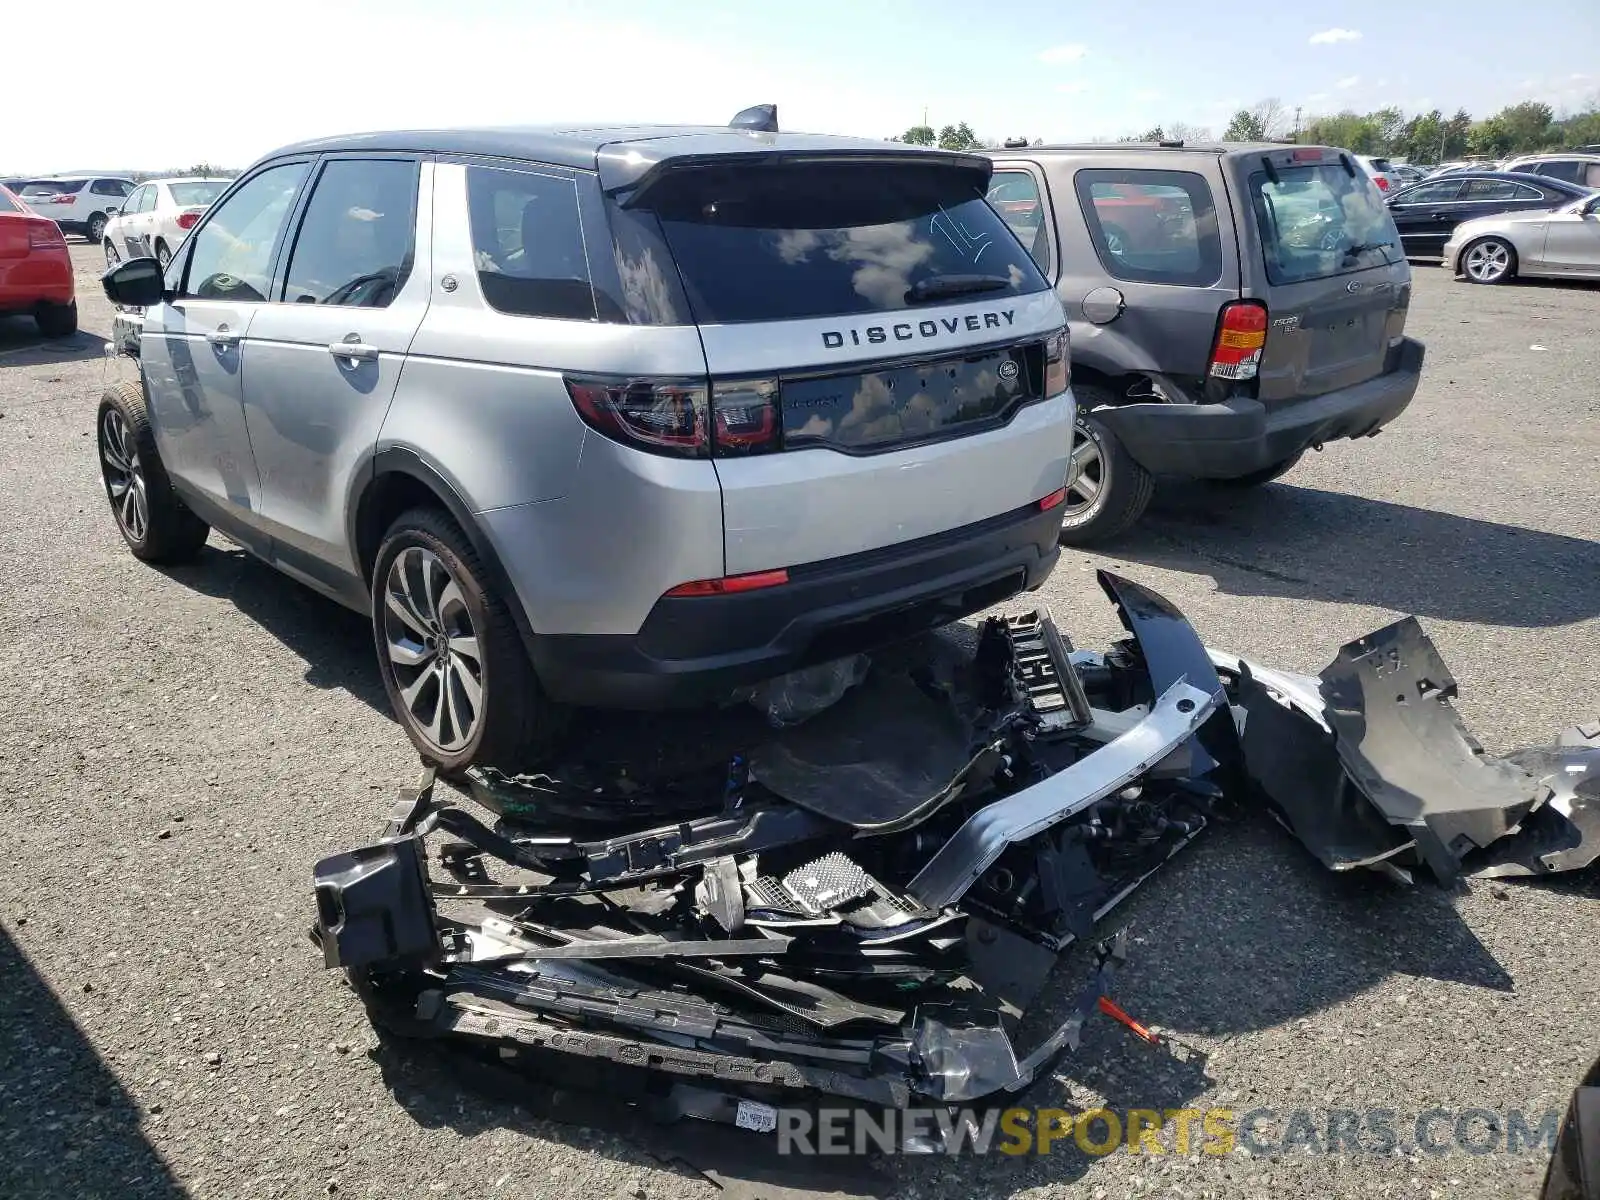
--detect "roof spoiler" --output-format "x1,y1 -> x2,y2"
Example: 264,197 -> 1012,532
729,104 -> 778,133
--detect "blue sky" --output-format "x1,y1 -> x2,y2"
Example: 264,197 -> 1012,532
11,0 -> 1599,172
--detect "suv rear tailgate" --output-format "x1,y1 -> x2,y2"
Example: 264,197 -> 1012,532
701,292 -> 1070,572
618,152 -> 1072,576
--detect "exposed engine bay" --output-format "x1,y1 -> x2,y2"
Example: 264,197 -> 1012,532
311,571 -> 1598,1130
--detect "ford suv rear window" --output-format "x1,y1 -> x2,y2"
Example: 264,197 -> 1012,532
1249,164 -> 1403,285
616,160 -> 1049,325
1071,169 -> 1222,287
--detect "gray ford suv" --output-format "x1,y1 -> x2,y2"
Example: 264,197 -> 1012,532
987,141 -> 1424,542
98,116 -> 1075,771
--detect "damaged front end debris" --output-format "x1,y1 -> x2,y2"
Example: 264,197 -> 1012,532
312,572 -> 1597,1132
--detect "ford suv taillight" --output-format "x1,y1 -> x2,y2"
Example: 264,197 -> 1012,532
1208,301 -> 1267,381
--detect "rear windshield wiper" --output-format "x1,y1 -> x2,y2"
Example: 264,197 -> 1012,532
905,274 -> 1011,304
1341,240 -> 1394,259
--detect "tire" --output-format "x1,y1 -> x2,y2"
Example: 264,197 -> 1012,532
86,212 -> 107,243
1460,237 -> 1516,285
96,380 -> 211,563
1057,386 -> 1154,546
36,301 -> 78,338
372,507 -> 566,772
155,239 -> 171,270
1211,450 -> 1304,489
104,238 -> 121,268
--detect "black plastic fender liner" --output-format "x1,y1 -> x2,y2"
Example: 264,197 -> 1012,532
1319,618 -> 1545,882
1097,570 -> 1241,781
1473,725 -> 1600,878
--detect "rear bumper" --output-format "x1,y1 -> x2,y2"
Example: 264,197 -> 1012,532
1093,338 -> 1424,479
529,499 -> 1066,708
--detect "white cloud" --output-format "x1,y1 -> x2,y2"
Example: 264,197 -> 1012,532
1038,44 -> 1089,65
1335,75 -> 1362,90
1307,92 -> 1330,103
1309,27 -> 1362,45
1132,88 -> 1163,103
1057,81 -> 1090,95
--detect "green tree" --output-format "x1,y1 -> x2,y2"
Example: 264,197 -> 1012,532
936,122 -> 983,151
1468,115 -> 1513,157
1372,106 -> 1406,153
1304,111 -> 1380,154
1224,109 -> 1266,141
1496,101 -> 1557,151
900,125 -> 935,146
1125,125 -> 1165,142
1442,109 -> 1473,159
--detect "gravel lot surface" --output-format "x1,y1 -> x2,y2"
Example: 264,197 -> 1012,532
1,245 -> 1596,1200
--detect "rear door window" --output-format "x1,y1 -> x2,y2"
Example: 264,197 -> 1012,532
467,165 -> 596,322
1460,179 -> 1518,201
92,179 -> 131,197
1247,163 -> 1402,284
1072,169 -> 1222,286
620,159 -> 1049,324
281,158 -> 418,309
987,169 -> 1052,272
1534,161 -> 1583,183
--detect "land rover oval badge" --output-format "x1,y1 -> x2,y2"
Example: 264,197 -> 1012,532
999,359 -> 1020,381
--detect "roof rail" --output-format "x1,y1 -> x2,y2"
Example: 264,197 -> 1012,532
729,104 -> 778,133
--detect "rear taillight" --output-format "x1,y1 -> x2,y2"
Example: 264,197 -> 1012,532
45,194 -> 74,205
710,379 -> 781,456
1208,301 -> 1268,381
1044,329 -> 1070,397
565,378 -> 709,458
664,569 -> 789,598
566,375 -> 784,459
176,211 -> 200,230
1039,487 -> 1067,511
1374,176 -> 1389,191
28,223 -> 64,249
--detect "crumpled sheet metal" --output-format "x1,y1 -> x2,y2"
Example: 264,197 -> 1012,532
1472,725 -> 1600,878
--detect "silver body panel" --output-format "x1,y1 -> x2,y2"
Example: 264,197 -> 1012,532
127,127 -> 1073,697
908,681 -> 1220,908
1442,201 -> 1600,280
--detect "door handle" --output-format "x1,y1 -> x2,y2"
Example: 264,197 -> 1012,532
206,326 -> 239,348
328,340 -> 379,363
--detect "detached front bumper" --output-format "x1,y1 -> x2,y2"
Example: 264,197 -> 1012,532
1092,338 -> 1424,479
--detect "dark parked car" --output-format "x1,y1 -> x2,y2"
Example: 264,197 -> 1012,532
1386,171 -> 1594,258
986,142 -> 1424,542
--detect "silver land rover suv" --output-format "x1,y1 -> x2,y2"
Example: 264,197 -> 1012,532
98,114 -> 1075,770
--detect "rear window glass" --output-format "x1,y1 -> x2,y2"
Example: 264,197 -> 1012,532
1248,164 -> 1403,285
0,189 -> 19,214
624,161 -> 1049,325
21,180 -> 84,196
467,165 -> 597,322
1367,159 -> 1394,173
1072,169 -> 1222,287
169,181 -> 227,208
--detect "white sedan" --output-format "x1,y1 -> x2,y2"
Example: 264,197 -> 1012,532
1443,191 -> 1600,284
102,177 -> 231,270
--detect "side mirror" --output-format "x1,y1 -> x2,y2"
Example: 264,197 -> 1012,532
102,256 -> 167,307
1585,195 -> 1600,216
105,205 -> 120,216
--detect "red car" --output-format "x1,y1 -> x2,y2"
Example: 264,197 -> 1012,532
0,184 -> 77,337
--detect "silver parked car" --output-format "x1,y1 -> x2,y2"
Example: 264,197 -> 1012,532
96,116 -> 1076,770
1442,190 -> 1600,284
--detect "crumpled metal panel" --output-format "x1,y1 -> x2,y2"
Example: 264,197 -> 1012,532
1473,726 -> 1600,878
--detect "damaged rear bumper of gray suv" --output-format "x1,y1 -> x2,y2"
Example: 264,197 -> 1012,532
311,571 -> 1596,1125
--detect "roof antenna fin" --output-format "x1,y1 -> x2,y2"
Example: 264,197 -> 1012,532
729,104 -> 778,133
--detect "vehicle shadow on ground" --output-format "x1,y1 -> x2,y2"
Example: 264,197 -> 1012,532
1119,482 -> 1599,628
0,320 -> 105,366
159,544 -> 391,713
0,925 -> 185,1200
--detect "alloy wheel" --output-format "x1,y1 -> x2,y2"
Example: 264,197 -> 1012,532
99,409 -> 148,542
104,240 -> 120,268
1065,425 -> 1107,519
156,243 -> 171,270
1464,240 -> 1511,283
381,546 -> 485,754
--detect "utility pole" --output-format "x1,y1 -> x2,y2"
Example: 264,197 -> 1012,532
1293,106 -> 1302,142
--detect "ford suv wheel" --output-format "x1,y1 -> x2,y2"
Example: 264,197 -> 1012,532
1056,387 -> 1154,545
372,508 -> 564,772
